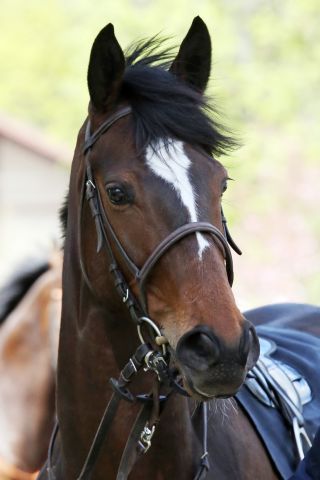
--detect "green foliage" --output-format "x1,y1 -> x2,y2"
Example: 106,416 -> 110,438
1,0 -> 319,305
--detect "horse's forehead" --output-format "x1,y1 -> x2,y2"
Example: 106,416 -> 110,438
145,140 -> 191,184
145,139 -> 211,258
144,139 -> 223,194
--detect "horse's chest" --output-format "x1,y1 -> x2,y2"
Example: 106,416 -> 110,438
205,408 -> 280,480
207,454 -> 279,480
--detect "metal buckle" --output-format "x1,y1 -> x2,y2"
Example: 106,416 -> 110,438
292,416 -> 312,460
144,350 -> 168,381
137,316 -> 167,355
86,179 -> 96,190
138,424 -> 156,454
145,351 -> 167,370
122,288 -> 129,303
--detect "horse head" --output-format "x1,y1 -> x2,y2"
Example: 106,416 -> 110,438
68,17 -> 259,402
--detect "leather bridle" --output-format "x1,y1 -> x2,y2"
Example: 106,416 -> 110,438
81,105 -> 236,317
47,105 -> 241,480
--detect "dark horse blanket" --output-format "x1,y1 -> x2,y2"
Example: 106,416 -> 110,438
289,427 -> 320,479
236,327 -> 320,479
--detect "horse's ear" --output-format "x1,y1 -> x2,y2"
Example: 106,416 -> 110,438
87,23 -> 125,111
170,16 -> 211,93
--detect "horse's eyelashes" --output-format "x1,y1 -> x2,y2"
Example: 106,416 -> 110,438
221,176 -> 234,195
221,180 -> 228,195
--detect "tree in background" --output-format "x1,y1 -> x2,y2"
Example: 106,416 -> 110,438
1,0 -> 319,306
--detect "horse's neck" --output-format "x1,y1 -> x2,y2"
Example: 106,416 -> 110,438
57,282 -> 196,479
57,283 -> 280,480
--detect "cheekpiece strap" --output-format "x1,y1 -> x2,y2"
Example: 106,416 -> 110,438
83,106 -> 132,154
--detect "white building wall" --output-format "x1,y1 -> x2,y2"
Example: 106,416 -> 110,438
0,139 -> 70,282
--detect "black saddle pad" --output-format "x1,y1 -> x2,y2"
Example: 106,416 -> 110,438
236,326 -> 320,479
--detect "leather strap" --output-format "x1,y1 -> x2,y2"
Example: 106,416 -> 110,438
137,221 -> 234,308
94,183 -> 140,278
193,403 -> 210,480
76,393 -> 122,480
81,105 -> 238,326
83,106 -> 132,154
116,402 -> 153,480
221,210 -> 242,256
68,105 -> 240,480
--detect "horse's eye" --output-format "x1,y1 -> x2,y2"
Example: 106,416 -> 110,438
107,186 -> 129,205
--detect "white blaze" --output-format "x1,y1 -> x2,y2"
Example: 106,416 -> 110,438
145,140 -> 209,258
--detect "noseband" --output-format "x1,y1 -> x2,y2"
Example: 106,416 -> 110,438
57,106 -> 241,480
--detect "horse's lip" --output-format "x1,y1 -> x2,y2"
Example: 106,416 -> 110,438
168,361 -> 213,400
172,360 -> 227,400
190,382 -> 215,399
171,355 -> 240,400
181,374 -> 216,401
181,371 -> 241,400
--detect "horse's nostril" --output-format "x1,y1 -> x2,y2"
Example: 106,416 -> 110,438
177,329 -> 220,369
192,333 -> 219,361
238,320 -> 258,367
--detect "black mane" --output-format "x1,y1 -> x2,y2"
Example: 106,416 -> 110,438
0,258 -> 49,324
59,191 -> 68,240
59,37 -> 237,238
122,37 -> 236,155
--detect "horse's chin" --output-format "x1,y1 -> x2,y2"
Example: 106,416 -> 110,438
181,373 -> 242,401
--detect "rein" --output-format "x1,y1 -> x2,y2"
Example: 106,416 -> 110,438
49,106 -> 241,480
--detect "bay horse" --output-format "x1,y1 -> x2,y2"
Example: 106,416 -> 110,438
0,253 -> 61,479
38,17 -> 319,480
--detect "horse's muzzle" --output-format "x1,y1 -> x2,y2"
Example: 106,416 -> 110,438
175,320 -> 260,399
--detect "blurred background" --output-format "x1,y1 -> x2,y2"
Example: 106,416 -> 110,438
0,0 -> 319,309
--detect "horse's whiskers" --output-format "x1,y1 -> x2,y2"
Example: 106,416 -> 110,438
227,397 -> 238,414
207,397 -> 238,423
